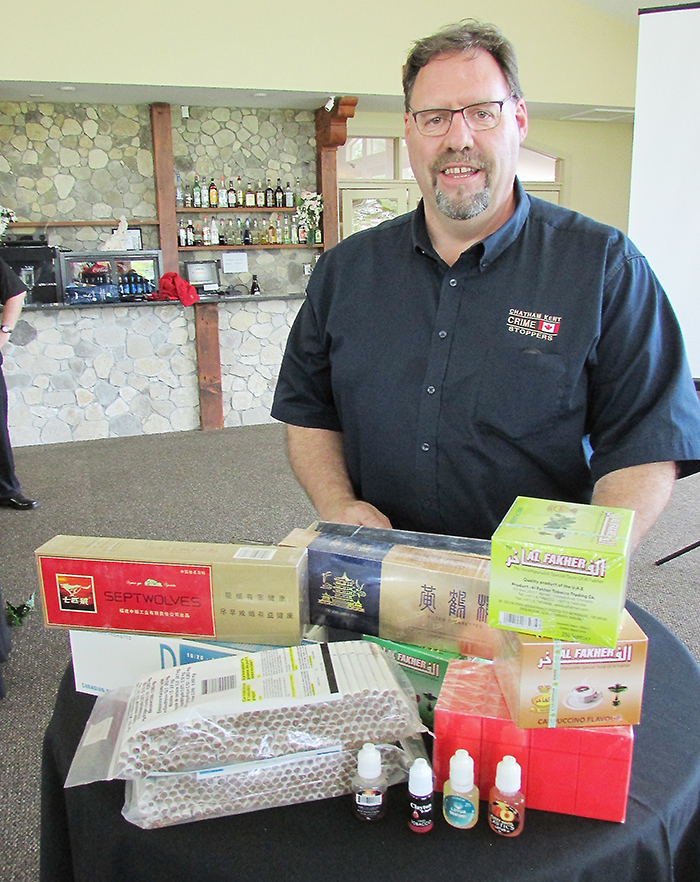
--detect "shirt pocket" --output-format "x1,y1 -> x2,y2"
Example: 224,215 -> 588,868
473,347 -> 567,439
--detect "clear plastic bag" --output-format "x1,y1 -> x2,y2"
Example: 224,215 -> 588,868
66,641 -> 425,788
122,736 -> 428,828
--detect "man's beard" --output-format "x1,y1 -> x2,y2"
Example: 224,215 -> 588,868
431,151 -> 491,220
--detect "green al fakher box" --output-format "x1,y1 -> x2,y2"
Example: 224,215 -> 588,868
489,497 -> 634,648
362,635 -> 462,727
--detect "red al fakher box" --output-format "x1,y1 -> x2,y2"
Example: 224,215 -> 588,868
36,535 -> 307,645
432,659 -> 633,823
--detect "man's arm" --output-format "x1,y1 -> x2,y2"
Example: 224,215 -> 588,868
0,290 -> 25,348
591,461 -> 677,549
285,424 -> 392,528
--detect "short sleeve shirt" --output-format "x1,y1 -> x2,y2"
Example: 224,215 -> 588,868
272,181 -> 700,539
0,258 -> 26,306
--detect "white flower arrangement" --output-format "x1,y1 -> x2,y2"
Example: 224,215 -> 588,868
297,192 -> 323,231
0,204 -> 18,236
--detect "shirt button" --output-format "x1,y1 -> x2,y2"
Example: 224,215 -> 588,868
427,385 -> 436,395
438,330 -> 447,338
449,278 -> 457,287
421,442 -> 430,452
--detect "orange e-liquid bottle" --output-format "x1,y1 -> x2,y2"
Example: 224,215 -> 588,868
488,755 -> 525,837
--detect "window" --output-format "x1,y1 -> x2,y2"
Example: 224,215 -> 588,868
338,137 -> 561,237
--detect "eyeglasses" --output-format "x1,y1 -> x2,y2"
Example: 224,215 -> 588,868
410,97 -> 514,137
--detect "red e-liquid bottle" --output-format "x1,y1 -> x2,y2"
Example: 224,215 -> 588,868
408,757 -> 434,833
488,755 -> 525,837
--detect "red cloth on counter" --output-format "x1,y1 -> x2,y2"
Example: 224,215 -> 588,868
154,272 -> 199,306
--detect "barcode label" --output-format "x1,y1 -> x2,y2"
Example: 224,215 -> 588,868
234,546 -> 276,561
201,674 -> 238,695
498,611 -> 542,631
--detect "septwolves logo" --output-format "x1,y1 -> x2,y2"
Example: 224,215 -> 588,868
57,574 -> 97,612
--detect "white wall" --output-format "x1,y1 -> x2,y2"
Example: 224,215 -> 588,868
628,5 -> 700,377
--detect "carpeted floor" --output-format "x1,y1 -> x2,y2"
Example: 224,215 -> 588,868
1,423 -> 699,882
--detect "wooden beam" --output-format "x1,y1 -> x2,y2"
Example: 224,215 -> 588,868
315,97 -> 357,249
194,302 -> 224,430
150,103 -> 179,274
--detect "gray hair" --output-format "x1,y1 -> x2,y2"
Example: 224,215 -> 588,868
403,19 -> 523,111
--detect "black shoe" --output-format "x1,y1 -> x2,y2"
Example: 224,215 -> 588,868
0,494 -> 39,510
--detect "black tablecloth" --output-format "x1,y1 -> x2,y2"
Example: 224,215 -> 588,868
41,601 -> 700,882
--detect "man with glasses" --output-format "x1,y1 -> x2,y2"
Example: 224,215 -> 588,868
272,19 -> 700,545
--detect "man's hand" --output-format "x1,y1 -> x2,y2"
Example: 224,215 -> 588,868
322,499 -> 392,528
285,425 -> 392,528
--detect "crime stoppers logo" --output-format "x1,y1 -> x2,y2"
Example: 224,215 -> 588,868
507,308 -> 561,340
56,573 -> 97,613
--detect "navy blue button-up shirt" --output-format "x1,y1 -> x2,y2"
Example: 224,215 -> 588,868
272,182 -> 700,539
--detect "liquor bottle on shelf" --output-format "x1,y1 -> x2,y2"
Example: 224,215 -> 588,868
175,174 -> 184,207
275,213 -> 282,243
237,176 -> 245,207
219,177 -> 228,208
243,217 -> 252,245
193,175 -> 202,208
267,216 -> 276,244
209,179 -> 218,208
184,182 -> 192,208
290,213 -> 299,244
186,218 -> 195,246
250,275 -> 261,295
236,217 -> 243,244
245,181 -> 256,207
202,216 -> 211,246
256,180 -> 265,208
285,181 -> 294,208
226,218 -> 235,245
294,177 -> 302,206
194,221 -> 203,246
283,214 -> 291,244
265,179 -> 275,208
298,218 -> 307,245
275,178 -> 284,208
210,215 -> 219,245
252,218 -> 260,245
178,219 -> 187,247
260,221 -> 269,245
201,177 -> 209,208
228,180 -> 236,208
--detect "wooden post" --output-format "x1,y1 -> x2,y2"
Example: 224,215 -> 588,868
194,302 -> 224,430
315,97 -> 358,249
150,103 -> 179,274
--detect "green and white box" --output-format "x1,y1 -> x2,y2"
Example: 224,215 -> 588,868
489,497 -> 634,647
362,635 -> 461,727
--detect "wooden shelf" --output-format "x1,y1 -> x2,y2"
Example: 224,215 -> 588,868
176,206 -> 296,214
178,243 -> 320,251
9,219 -> 160,228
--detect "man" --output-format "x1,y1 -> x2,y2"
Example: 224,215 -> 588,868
0,257 -> 38,509
271,20 -> 700,546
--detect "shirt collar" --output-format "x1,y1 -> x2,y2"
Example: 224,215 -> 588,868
411,178 -> 531,269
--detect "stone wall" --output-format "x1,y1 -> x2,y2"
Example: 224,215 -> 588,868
6,296 -> 303,446
1,100 -> 317,445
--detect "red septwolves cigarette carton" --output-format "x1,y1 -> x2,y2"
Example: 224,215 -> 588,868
36,535 -> 307,646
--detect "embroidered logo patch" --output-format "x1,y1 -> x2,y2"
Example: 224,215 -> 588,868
507,309 -> 562,340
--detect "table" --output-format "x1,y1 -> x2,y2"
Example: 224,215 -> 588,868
41,601 -> 700,882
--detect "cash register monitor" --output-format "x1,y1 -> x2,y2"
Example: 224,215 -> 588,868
185,260 -> 219,291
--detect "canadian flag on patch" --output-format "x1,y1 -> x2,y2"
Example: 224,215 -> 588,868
538,320 -> 560,334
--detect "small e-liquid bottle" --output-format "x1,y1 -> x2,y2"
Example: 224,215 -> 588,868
488,755 -> 525,837
351,743 -> 387,821
408,757 -> 434,833
443,749 -> 479,829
